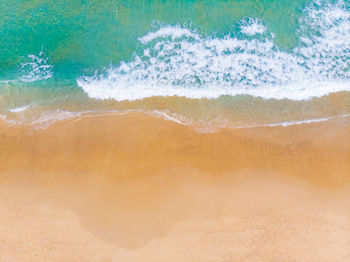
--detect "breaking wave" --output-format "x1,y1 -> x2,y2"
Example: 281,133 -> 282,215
77,0 -> 350,102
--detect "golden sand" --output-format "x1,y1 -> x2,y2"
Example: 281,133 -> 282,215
0,112 -> 349,261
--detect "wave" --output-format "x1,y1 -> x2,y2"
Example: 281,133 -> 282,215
77,0 -> 350,102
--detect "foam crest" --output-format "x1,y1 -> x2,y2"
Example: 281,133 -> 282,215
239,18 -> 267,36
78,0 -> 350,101
138,24 -> 200,44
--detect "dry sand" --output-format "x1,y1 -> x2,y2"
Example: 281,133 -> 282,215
0,112 -> 349,261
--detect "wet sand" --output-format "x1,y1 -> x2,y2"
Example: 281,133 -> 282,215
0,112 -> 350,261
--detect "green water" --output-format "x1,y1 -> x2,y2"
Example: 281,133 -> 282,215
0,0 -> 308,79
0,0 -> 349,129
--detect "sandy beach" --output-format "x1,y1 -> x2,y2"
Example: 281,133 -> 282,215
1,0 -> 349,260
0,112 -> 349,261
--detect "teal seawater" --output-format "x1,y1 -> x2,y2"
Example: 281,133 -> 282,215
0,0 -> 308,78
0,0 -> 349,128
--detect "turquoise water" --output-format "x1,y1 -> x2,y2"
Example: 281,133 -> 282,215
0,0 -> 349,128
0,0 -> 307,73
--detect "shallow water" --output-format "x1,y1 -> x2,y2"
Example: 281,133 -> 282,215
0,0 -> 349,129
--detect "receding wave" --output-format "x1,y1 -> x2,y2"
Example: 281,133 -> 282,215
77,0 -> 350,101
0,110 -> 81,130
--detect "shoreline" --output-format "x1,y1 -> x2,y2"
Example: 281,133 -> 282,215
1,111 -> 349,187
0,112 -> 350,261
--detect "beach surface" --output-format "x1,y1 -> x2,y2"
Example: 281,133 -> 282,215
0,112 -> 349,261
1,0 -> 350,260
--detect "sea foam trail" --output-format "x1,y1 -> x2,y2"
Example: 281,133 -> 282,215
1,106 -> 349,132
0,110 -> 81,130
77,0 -> 350,101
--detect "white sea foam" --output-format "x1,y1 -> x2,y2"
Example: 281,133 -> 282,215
149,110 -> 190,125
20,51 -> 53,82
149,111 -> 350,132
1,107 -> 349,132
237,117 -> 331,128
78,0 -> 350,102
0,110 -> 81,130
240,18 -> 267,36
236,114 -> 350,128
266,117 -> 333,127
9,105 -> 31,113
29,110 -> 81,130
139,24 -> 200,44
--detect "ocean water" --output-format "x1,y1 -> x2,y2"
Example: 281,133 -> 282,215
0,0 -> 349,129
